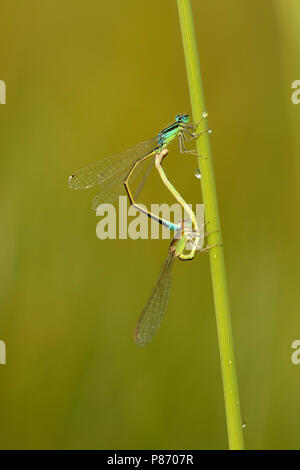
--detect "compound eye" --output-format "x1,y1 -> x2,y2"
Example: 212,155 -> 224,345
175,114 -> 181,122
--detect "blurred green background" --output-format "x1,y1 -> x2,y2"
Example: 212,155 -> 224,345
0,0 -> 299,450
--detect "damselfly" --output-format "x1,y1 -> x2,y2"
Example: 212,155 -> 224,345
134,220 -> 216,346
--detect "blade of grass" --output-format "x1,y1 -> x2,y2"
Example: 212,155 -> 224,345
176,0 -> 244,450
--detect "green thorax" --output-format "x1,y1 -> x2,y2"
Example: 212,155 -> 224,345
157,114 -> 190,148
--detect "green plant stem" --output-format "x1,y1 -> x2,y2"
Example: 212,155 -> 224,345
176,0 -> 244,450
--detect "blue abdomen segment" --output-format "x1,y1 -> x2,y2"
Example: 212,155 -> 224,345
161,220 -> 180,231
168,222 -> 179,231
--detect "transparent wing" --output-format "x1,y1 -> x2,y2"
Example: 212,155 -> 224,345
133,157 -> 155,201
90,151 -> 155,210
134,251 -> 175,346
69,137 -> 157,189
68,137 -> 158,210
